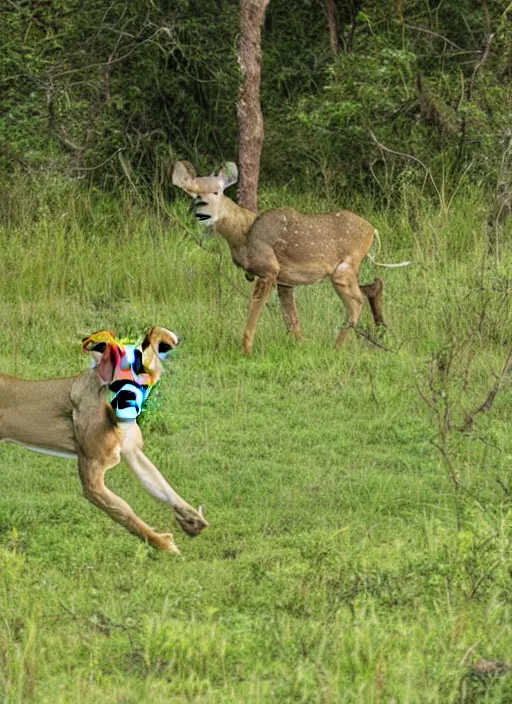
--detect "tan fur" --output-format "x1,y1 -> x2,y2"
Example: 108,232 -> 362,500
173,160 -> 385,354
216,196 -> 257,250
0,327 -> 208,553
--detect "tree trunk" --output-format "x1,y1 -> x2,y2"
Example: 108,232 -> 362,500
326,0 -> 339,55
237,0 -> 271,213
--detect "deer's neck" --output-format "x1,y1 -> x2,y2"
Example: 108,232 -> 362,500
215,197 -> 257,250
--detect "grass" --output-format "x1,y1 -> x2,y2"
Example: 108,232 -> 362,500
1,175 -> 512,702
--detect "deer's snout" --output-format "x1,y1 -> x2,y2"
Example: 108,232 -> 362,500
109,382 -> 145,422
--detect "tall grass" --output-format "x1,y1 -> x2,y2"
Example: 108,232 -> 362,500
1,173 -> 512,702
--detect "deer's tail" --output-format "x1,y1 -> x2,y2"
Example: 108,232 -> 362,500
367,229 -> 413,269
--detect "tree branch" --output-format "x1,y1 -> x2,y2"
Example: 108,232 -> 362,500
401,23 -> 468,51
459,349 -> 512,432
369,131 -> 442,204
65,148 -> 125,172
50,29 -> 165,79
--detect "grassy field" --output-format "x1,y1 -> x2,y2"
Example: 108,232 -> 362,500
1,177 -> 512,702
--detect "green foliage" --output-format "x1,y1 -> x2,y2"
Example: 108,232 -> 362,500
285,1 -> 512,197
2,0 -> 511,201
0,0 -> 240,182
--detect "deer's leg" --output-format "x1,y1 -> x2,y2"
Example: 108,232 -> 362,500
120,423 -> 208,537
360,277 -> 385,327
78,450 -> 180,553
243,275 -> 277,355
277,285 -> 303,341
331,263 -> 365,350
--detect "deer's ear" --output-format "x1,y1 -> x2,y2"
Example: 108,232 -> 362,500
82,330 -> 117,367
141,327 -> 179,378
98,344 -> 121,384
218,162 -> 238,191
172,161 -> 197,191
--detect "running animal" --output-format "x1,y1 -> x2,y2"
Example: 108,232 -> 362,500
0,327 -> 208,553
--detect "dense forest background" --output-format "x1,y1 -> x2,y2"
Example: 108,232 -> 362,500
1,0 -> 511,209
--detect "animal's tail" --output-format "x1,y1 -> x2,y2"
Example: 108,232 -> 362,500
367,229 -> 412,269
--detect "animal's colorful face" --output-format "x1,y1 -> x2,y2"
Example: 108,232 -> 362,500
105,343 -> 154,422
82,328 -> 179,422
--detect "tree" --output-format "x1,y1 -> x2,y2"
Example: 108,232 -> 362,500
325,0 -> 339,55
237,0 -> 271,212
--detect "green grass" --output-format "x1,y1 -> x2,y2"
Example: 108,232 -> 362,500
1,176 -> 512,702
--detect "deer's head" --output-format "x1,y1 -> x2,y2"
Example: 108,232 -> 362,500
172,161 -> 238,226
82,327 -> 179,421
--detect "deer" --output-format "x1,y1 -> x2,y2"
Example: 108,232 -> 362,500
0,327 -> 208,553
172,161 -> 410,355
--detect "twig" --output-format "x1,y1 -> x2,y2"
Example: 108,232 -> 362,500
117,152 -> 141,199
163,205 -> 210,252
369,131 -> 442,205
431,440 -> 460,488
467,560 -> 500,599
104,54 -> 113,105
416,381 -> 437,412
163,203 -> 249,299
352,325 -> 393,352
401,23 -> 467,51
0,145 -> 33,173
50,128 -> 84,152
50,29 -> 164,79
469,32 -> 495,99
496,478 -> 510,496
65,148 -> 125,172
459,348 -> 512,432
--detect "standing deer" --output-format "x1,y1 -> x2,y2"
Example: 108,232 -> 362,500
172,161 -> 408,355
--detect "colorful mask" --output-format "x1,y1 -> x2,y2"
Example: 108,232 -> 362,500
106,343 -> 155,422
82,332 -> 162,422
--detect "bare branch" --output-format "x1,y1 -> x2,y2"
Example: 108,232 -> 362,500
65,148 -> 125,172
370,131 -> 442,204
352,325 -> 393,352
0,145 -> 33,172
401,23 -> 467,51
469,32 -> 495,100
50,29 -> 165,79
165,207 -> 248,299
164,207 -> 211,253
459,349 -> 512,432
50,128 -> 84,152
